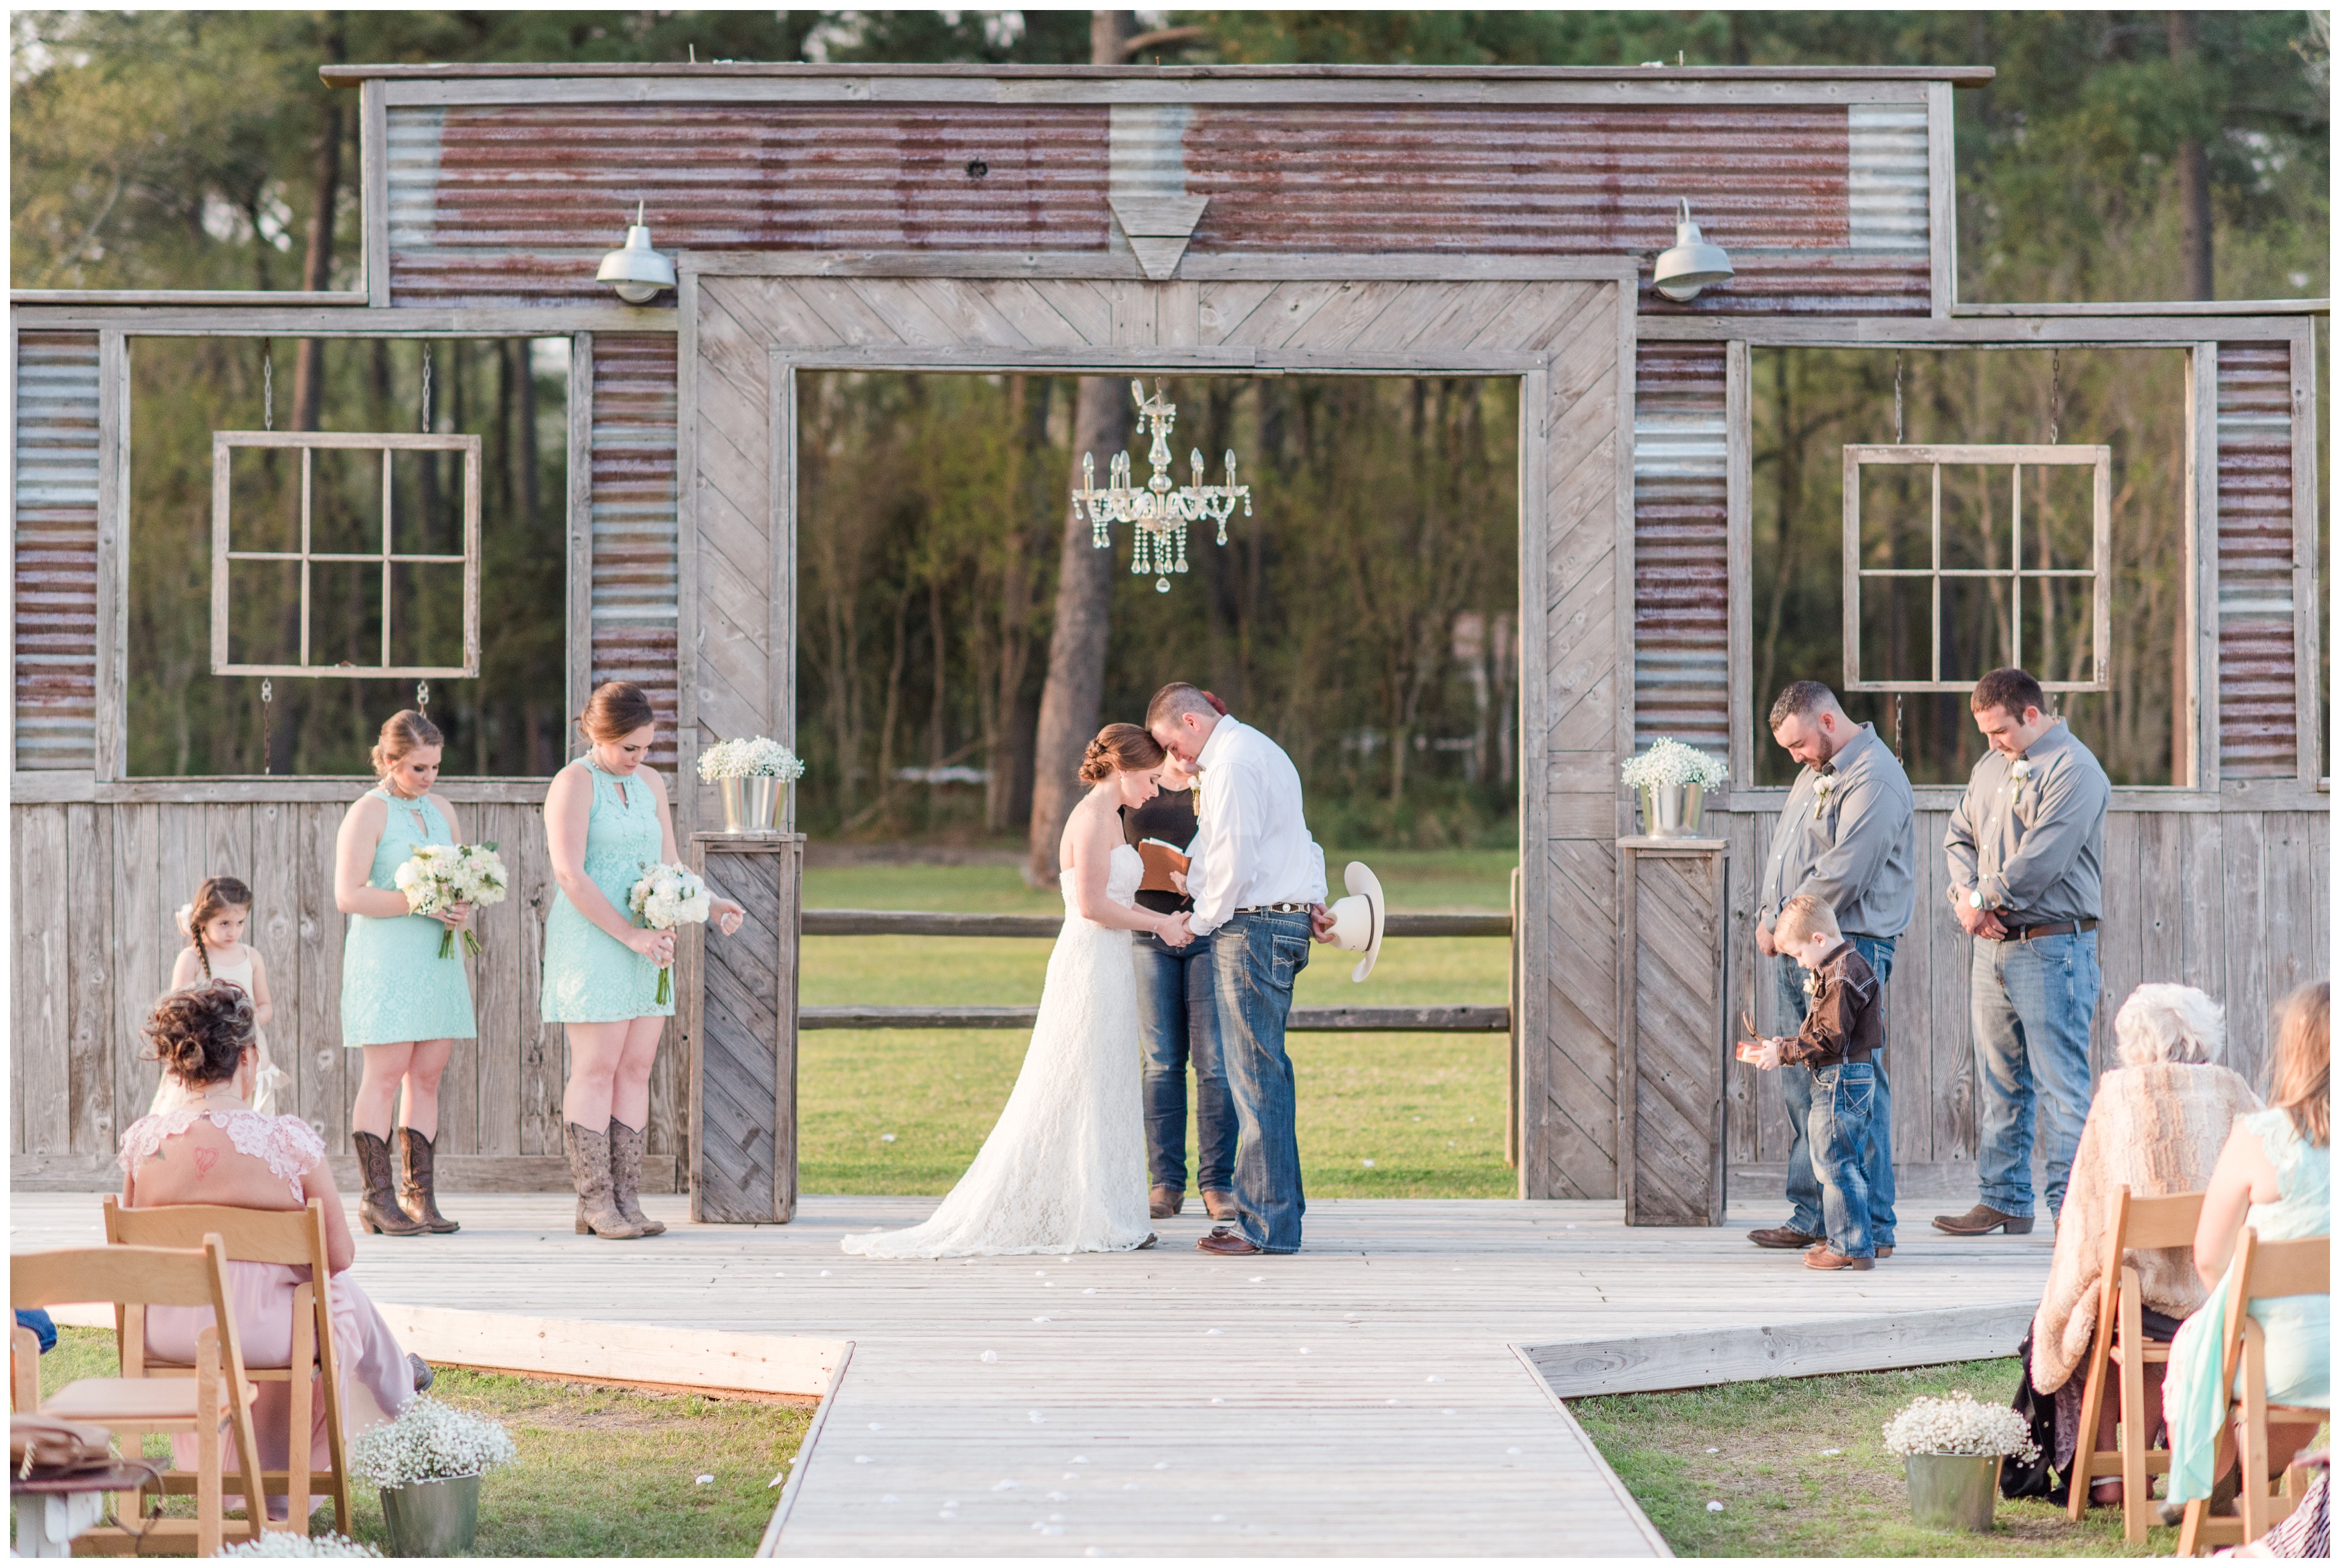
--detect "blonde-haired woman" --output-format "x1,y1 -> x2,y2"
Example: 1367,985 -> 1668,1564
542,683 -> 744,1240
2027,983 -> 2261,1505
335,710 -> 475,1238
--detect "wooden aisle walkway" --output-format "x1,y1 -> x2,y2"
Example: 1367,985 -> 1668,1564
9,1194 -> 2055,1557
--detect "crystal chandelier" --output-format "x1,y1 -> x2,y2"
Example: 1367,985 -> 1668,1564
1072,380 -> 1253,592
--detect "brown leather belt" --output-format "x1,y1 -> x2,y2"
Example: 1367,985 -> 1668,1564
1998,918 -> 2099,942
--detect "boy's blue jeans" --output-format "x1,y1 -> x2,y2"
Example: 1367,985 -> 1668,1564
1774,937 -> 1896,1246
1133,927 -> 1235,1196
1806,1060 -> 1879,1259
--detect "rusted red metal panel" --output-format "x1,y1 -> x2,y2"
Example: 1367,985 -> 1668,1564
590,334 -> 680,769
1633,341 -> 1730,753
390,104 -> 1113,307
13,332 -> 100,771
2215,343 -> 2297,777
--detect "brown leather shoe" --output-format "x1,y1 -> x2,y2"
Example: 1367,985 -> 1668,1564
1201,1190 -> 1239,1222
1804,1247 -> 1875,1271
1195,1225 -> 1263,1256
1808,1240 -> 1892,1259
1150,1186 -> 1185,1220
1931,1203 -> 2034,1236
1748,1224 -> 1823,1250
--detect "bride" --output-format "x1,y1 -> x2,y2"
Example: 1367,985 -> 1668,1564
840,724 -> 1193,1259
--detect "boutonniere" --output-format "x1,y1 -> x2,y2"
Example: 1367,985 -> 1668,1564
2008,757 -> 2033,801
1802,970 -> 1821,998
1811,773 -> 1836,820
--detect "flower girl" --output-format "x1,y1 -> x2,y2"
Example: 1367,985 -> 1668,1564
155,876 -> 291,1117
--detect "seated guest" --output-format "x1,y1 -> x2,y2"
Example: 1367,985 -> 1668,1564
119,982 -> 427,1500
2162,981 -> 2331,1521
2028,984 -> 2260,1502
1739,894 -> 1885,1271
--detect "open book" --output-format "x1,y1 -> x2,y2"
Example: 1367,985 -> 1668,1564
1134,837 -> 1191,894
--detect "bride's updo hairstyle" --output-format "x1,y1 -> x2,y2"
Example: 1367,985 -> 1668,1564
370,710 -> 444,779
578,680 -> 657,744
1078,723 -> 1166,783
144,981 -> 257,1087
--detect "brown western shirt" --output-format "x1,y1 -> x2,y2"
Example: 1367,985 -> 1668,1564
1779,944 -> 1884,1070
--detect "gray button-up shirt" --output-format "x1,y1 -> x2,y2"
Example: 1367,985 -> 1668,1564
1944,721 -> 2110,924
1757,723 -> 1917,940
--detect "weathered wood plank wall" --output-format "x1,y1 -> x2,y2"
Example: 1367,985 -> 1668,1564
7,797 -> 686,1187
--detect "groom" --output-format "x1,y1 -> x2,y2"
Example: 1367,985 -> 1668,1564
1146,684 -> 1334,1256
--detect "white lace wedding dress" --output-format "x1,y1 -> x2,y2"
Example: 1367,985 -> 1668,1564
840,844 -> 1153,1259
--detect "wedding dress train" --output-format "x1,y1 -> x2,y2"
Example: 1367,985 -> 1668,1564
839,843 -> 1153,1259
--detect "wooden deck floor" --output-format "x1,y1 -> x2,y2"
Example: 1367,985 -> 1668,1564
10,1192 -> 2055,1558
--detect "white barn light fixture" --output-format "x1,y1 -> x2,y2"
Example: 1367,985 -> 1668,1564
1652,199 -> 1734,302
598,203 -> 677,303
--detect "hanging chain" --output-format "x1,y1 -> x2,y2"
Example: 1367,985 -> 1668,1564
260,678 -> 274,775
2049,348 -> 2061,445
262,351 -> 273,432
1891,693 -> 1903,762
1893,351 -> 1904,444
416,680 -> 429,716
420,344 -> 433,433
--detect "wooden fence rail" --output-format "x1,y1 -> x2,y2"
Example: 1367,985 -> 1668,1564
801,910 -> 1514,939
802,1004 -> 1512,1033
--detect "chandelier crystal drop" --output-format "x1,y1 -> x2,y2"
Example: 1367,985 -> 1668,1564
1071,380 -> 1254,592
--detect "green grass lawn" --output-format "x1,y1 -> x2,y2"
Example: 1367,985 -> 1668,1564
34,1329 -> 809,1557
798,852 -> 1518,1197
1571,1357 -> 2170,1558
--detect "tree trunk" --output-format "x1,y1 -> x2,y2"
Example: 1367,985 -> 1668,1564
2169,12 -> 2214,301
1025,374 -> 1131,884
290,13 -> 346,433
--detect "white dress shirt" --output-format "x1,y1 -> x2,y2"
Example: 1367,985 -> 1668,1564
1184,715 -> 1328,938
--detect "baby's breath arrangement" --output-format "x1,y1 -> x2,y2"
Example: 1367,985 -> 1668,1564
1620,737 -> 1727,791
215,1531 -> 381,1557
347,1397 -> 517,1489
1880,1390 -> 2040,1461
696,736 -> 806,782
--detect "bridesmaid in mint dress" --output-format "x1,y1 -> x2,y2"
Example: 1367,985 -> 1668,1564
542,682 -> 743,1240
334,710 -> 475,1239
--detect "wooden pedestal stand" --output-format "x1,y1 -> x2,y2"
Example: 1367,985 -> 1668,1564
1617,836 -> 1729,1226
683,831 -> 804,1223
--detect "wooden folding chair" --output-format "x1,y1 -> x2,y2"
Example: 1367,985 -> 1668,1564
10,1236 -> 267,1557
104,1197 -> 352,1536
2067,1184 -> 2206,1541
2179,1228 -> 2333,1556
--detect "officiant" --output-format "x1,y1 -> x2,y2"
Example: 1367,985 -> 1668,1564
1123,709 -> 1238,1224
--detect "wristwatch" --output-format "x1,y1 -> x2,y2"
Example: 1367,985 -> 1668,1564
1968,890 -> 1985,910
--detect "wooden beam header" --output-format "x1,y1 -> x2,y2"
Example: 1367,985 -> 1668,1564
321,61 -> 1996,88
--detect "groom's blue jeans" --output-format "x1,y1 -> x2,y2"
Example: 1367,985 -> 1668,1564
1133,927 -> 1234,1196
1209,910 -> 1310,1253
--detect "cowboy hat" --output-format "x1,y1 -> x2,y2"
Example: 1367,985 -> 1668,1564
1324,860 -> 1386,983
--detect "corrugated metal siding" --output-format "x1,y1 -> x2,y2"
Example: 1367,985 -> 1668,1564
1633,342 -> 1729,754
590,334 -> 680,769
14,333 -> 101,771
388,104 -> 1113,307
2216,343 -> 2298,777
1846,104 -> 1929,253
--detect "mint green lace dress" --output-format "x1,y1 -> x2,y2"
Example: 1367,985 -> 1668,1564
340,787 -> 477,1047
540,759 -> 672,1023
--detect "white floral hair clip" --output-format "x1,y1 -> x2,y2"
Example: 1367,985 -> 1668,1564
174,903 -> 196,938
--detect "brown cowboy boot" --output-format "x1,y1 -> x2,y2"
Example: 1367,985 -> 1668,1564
565,1122 -> 646,1240
607,1120 -> 665,1235
396,1127 -> 461,1234
352,1131 -> 430,1236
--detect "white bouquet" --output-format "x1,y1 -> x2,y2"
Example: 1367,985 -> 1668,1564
1880,1390 -> 2040,1462
696,736 -> 807,782
1620,737 -> 1728,792
392,842 -> 511,959
628,860 -> 710,1006
347,1396 -> 517,1488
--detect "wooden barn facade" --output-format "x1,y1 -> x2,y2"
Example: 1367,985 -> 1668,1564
9,63 -> 2326,1208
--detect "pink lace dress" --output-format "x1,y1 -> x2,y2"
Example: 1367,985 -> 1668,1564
118,1109 -> 415,1487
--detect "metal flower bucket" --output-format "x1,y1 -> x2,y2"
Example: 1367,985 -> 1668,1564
1903,1452 -> 2001,1532
1637,782 -> 1706,838
718,775 -> 782,833
380,1474 -> 481,1557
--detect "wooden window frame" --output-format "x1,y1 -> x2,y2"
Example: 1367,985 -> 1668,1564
209,429 -> 482,680
1841,442 -> 2113,694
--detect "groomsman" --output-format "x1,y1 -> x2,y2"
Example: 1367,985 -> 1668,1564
1747,681 -> 1915,1257
1935,667 -> 2109,1235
